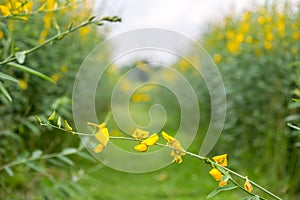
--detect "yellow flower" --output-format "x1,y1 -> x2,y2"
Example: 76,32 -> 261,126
61,65 -> 68,73
213,54 -> 222,64
219,181 -> 227,187
209,168 -> 222,181
265,32 -> 273,41
236,33 -> 244,42
226,30 -> 235,39
0,31 -> 4,39
162,131 -> 186,164
257,16 -> 266,24
0,5 -> 10,16
18,79 -> 27,90
131,93 -> 151,102
242,12 -> 250,21
132,128 -> 149,140
293,32 -> 299,40
264,41 -> 272,50
209,168 -> 228,186
244,176 -> 253,192
212,154 -> 228,167
134,133 -> 159,152
88,122 -> 110,153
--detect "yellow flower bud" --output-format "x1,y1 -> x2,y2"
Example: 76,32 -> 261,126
134,143 -> 148,152
244,176 -> 253,192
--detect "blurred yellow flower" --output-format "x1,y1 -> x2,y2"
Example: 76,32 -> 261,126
291,47 -> 298,55
131,93 -> 151,102
265,32 -> 273,41
226,30 -> 235,39
18,79 -> 27,90
213,54 -> 222,64
61,65 -> 68,73
209,168 -> 222,181
0,5 -> 10,16
240,23 -> 249,33
79,26 -> 91,38
134,133 -> 159,152
264,41 -> 272,50
51,74 -> 60,82
88,122 -> 110,153
227,41 -> 240,54
236,33 -> 244,42
257,16 -> 266,24
162,131 -> 186,164
132,128 -> 149,140
0,31 -> 4,39
242,12 -> 250,21
212,154 -> 228,167
293,32 -> 299,40
244,176 -> 253,192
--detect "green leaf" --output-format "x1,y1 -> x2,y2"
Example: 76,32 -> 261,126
48,158 -> 65,167
4,166 -> 14,176
26,162 -> 45,173
57,155 -> 74,166
62,148 -> 78,155
31,150 -> 43,159
15,51 -> 26,64
0,82 -> 12,102
207,184 -> 238,199
0,72 -> 19,83
7,62 -> 56,84
289,61 -> 300,67
77,151 -> 96,163
292,98 -> 300,103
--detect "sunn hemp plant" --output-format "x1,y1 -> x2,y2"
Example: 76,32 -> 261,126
35,111 -> 283,200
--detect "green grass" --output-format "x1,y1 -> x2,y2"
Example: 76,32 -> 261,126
76,156 -> 244,200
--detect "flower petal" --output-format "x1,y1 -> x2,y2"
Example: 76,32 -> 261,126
142,133 -> 159,146
134,143 -> 148,152
132,128 -> 149,140
161,131 -> 175,143
209,168 -> 223,181
212,154 -> 228,166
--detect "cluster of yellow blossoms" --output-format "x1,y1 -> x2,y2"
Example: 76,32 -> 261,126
89,123 -> 186,164
208,154 -> 253,192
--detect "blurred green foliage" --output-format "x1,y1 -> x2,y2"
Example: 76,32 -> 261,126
199,1 -> 300,197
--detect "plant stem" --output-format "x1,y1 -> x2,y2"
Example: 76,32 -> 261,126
0,148 -> 81,172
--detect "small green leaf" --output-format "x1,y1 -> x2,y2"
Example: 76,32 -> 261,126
15,51 -> 26,64
292,98 -> 300,103
77,151 -> 96,162
0,72 -> 19,83
26,162 -> 45,173
31,149 -> 43,159
57,155 -> 74,166
7,62 -> 56,84
207,184 -> 238,199
0,82 -> 12,102
4,166 -> 14,176
62,148 -> 78,155
48,158 -> 65,167
88,16 -> 96,22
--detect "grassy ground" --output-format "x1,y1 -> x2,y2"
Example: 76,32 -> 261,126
76,156 -> 244,200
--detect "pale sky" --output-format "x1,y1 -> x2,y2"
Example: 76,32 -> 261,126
93,0 -> 295,65
95,0 -> 266,38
